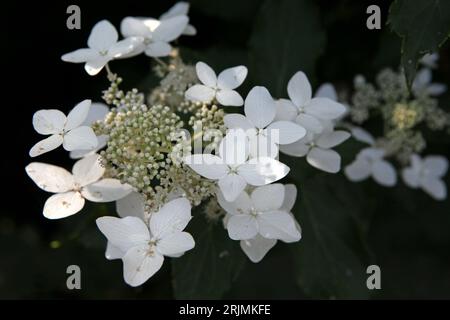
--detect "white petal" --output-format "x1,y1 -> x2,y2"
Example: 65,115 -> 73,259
120,17 -> 151,38
144,41 -> 172,57
63,126 -> 98,152
306,98 -> 347,120
43,191 -> 85,219
184,84 -> 216,103
412,68 -> 431,91
32,109 -> 66,135
423,156 -> 448,177
72,153 -> 105,186
251,184 -> 285,212
217,66 -> 248,90
105,242 -> 125,260
88,20 -> 118,51
351,126 -> 375,145
25,162 -> 74,193
316,130 -> 351,149
84,57 -> 109,76
184,154 -> 228,179
238,157 -> 290,186
295,113 -> 323,134
240,235 -> 277,263
257,210 -> 301,242
344,158 -> 371,182
279,139 -> 309,157
81,178 -> 132,202
83,103 -> 109,126
244,86 -> 276,129
287,71 -> 312,107
219,130 -> 249,165
96,216 -> 150,252
275,99 -> 298,122
223,114 -> 254,131
216,189 -> 252,216
109,37 -> 144,58
183,24 -> 197,36
29,134 -> 63,157
116,192 -> 146,219
402,168 -> 420,188
65,100 -> 92,131
315,83 -> 337,100
157,231 -> 195,256
422,177 -> 447,200
307,147 -> 341,173
150,198 -> 192,239
248,133 -> 279,159
227,214 -> 258,240
266,121 -> 306,145
122,245 -> 164,287
372,160 -> 397,186
160,2 -> 190,19
282,184 -> 297,212
152,15 -> 188,42
216,89 -> 244,106
61,48 -> 98,63
218,174 -> 247,202
69,135 -> 108,159
195,62 -> 217,87
427,83 -> 447,96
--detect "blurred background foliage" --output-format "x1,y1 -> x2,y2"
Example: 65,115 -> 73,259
3,0 -> 450,299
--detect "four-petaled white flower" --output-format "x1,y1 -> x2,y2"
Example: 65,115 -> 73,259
280,124 -> 350,173
185,62 -> 248,106
96,198 -> 195,287
218,184 -> 301,262
184,130 -> 290,202
25,154 -> 132,219
412,68 -> 447,97
120,15 -> 188,57
61,20 -> 140,76
402,154 -> 448,200
224,86 -> 306,158
70,102 -> 109,159
30,100 -> 98,157
344,148 -> 397,186
160,1 -> 196,35
275,71 -> 347,134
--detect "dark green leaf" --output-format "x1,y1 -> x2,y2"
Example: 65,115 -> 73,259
388,0 -> 450,88
248,0 -> 326,96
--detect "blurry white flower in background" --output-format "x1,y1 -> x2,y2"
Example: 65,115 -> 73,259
25,154 -> 132,219
412,68 -> 447,97
402,154 -> 448,200
96,198 -> 195,287
30,100 -> 97,157
185,62 -> 248,106
420,53 -> 439,69
160,1 -> 196,35
62,20 -> 140,75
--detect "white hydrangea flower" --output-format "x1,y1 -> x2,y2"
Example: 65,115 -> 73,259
224,86 -> 306,158
96,198 -> 195,287
70,103 -> 109,159
402,154 -> 448,200
412,68 -> 447,97
275,71 -> 347,134
61,20 -> 140,76
30,100 -> 98,157
120,15 -> 188,57
25,154 -> 132,219
280,123 -> 351,173
160,1 -> 196,35
345,148 -> 397,187
185,62 -> 248,106
184,130 -> 290,202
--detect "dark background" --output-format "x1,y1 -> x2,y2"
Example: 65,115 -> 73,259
3,0 -> 450,299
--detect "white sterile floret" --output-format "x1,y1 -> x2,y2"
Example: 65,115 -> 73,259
96,198 -> 195,287
25,154 -> 132,219
184,130 -> 290,202
412,68 -> 447,97
402,154 -> 448,200
218,184 -> 301,262
280,122 -> 351,173
30,100 -> 98,157
275,71 -> 347,135
185,62 -> 248,106
160,1 -> 196,35
70,102 -> 109,159
420,53 -> 439,69
120,15 -> 188,57
61,20 -> 140,76
345,148 -> 397,187
224,86 -> 306,158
